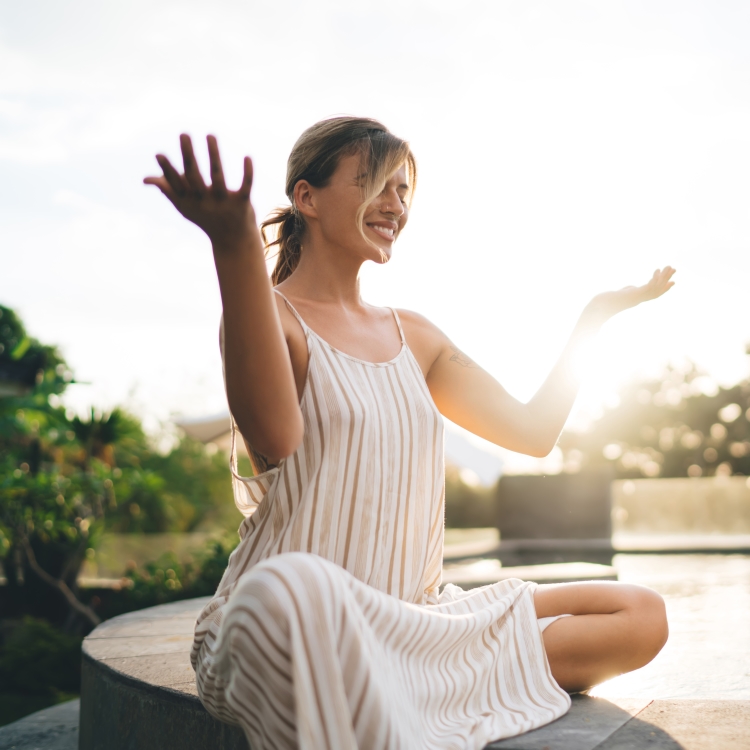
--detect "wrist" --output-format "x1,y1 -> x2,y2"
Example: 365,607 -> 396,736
211,227 -> 262,259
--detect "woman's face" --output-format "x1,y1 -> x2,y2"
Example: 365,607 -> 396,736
299,152 -> 410,263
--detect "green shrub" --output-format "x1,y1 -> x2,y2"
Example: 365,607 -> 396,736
0,617 -> 81,695
0,304 -> 245,631
95,535 -> 237,619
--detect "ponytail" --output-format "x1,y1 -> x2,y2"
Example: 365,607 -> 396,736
261,206 -> 304,286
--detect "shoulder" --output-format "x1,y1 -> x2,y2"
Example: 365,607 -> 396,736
395,308 -> 448,340
395,308 -> 451,376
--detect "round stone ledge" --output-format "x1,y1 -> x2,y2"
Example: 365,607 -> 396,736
79,597 -> 249,750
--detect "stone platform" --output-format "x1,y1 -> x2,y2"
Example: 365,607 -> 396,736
0,699 -> 80,750
6,692 -> 750,750
4,554 -> 750,750
77,597 -> 248,750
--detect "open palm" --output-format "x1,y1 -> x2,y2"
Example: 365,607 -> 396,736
586,266 -> 676,323
144,134 -> 256,245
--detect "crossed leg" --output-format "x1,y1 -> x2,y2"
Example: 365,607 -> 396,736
534,581 -> 669,693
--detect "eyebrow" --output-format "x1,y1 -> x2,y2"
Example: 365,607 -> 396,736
355,173 -> 410,191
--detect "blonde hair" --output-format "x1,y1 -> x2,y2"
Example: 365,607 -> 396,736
261,116 -> 417,285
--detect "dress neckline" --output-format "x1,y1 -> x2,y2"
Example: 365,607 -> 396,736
274,289 -> 408,368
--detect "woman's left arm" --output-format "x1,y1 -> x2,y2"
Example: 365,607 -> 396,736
422,267 -> 676,457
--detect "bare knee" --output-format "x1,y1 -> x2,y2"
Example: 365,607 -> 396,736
624,585 -> 669,669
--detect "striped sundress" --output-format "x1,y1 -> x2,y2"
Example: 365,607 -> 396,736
190,291 -> 571,749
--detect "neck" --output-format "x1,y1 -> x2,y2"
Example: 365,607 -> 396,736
278,236 -> 368,306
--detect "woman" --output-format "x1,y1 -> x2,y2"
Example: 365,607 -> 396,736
145,117 -> 673,750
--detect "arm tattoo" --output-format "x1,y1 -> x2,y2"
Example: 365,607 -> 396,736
449,345 -> 479,368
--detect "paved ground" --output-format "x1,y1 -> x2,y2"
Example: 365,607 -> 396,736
0,700 -> 79,750
4,696 -> 749,750
2,553 -> 749,749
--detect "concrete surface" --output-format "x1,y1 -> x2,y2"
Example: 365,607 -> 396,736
0,699 -> 79,750
77,597 -> 248,750
488,695 -> 653,749
497,472 -> 613,542
5,554 -> 750,749
613,533 -> 750,553
7,696 -> 750,750
596,700 -> 750,750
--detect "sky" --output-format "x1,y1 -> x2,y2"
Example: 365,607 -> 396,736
2,0 -> 750,470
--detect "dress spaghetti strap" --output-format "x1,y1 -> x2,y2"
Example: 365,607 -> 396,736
389,307 -> 406,345
228,413 -> 250,481
273,288 -> 309,334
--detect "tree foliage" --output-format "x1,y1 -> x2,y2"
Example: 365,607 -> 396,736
559,362 -> 750,478
0,304 -> 240,632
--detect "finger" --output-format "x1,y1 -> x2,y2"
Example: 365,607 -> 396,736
180,134 -> 207,197
143,175 -> 180,205
207,135 -> 227,198
238,156 -> 253,200
655,268 -> 675,289
155,154 -> 187,197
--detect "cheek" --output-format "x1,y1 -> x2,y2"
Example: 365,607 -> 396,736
323,196 -> 362,235
319,202 -> 352,238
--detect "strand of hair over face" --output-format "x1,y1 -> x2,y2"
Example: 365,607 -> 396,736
260,116 -> 417,285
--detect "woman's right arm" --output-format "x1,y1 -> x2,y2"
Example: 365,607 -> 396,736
144,134 -> 304,459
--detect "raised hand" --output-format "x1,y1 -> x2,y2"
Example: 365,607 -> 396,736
144,134 -> 256,247
584,266 -> 676,325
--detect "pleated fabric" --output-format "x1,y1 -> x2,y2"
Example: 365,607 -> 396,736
191,292 -> 571,749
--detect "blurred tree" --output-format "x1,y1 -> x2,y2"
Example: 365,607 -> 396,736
0,305 -> 248,725
0,306 -> 69,400
0,305 -> 242,632
559,361 -> 750,479
0,305 -> 105,629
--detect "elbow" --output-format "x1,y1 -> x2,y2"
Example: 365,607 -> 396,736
264,429 -> 304,461
526,439 -> 558,459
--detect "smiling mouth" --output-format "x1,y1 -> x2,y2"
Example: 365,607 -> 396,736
367,224 -> 396,242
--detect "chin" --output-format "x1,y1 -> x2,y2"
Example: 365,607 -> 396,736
371,248 -> 392,264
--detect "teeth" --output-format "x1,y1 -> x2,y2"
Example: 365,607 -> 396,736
371,225 -> 394,237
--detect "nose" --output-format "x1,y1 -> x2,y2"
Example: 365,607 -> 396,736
378,185 -> 405,218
